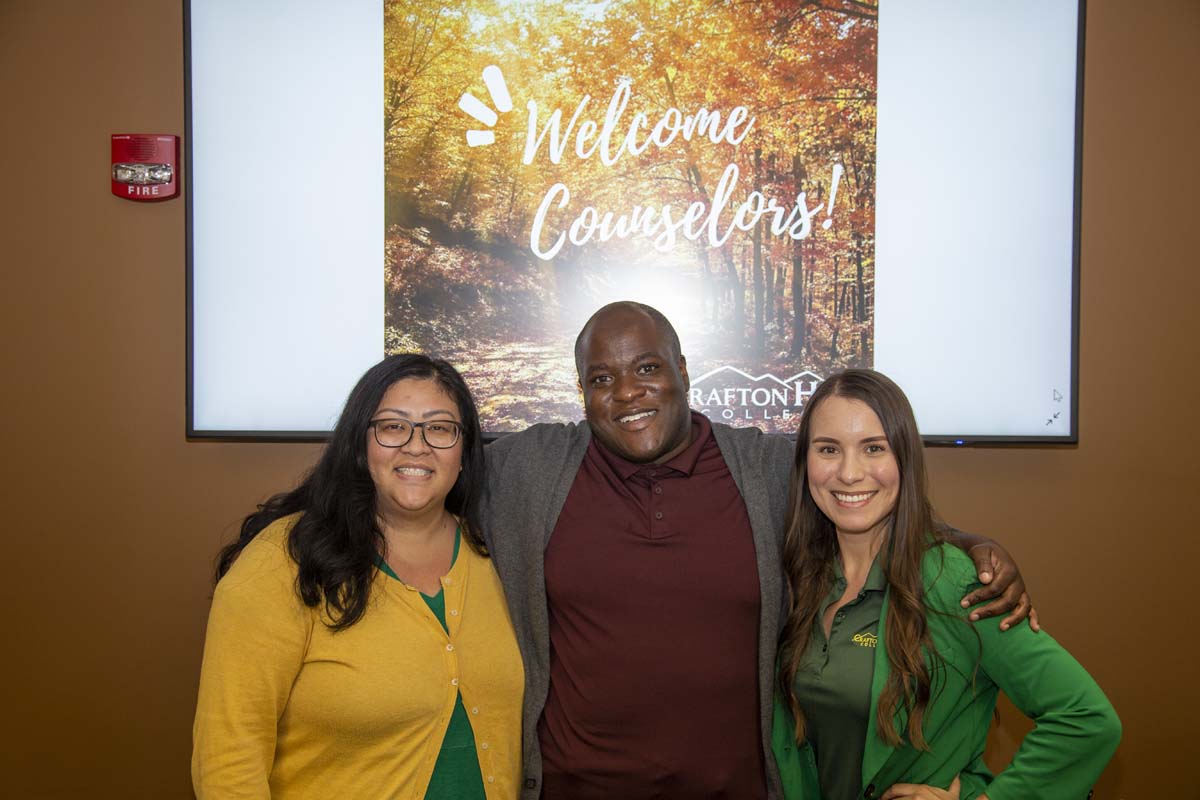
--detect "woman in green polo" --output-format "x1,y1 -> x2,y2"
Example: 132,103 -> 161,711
773,370 -> 1120,800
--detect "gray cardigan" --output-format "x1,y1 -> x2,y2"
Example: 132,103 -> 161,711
482,420 -> 795,800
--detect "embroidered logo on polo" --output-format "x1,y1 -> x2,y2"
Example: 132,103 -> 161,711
852,631 -> 877,648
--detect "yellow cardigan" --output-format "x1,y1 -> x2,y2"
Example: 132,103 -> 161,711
192,514 -> 525,799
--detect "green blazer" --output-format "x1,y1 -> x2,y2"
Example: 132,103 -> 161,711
773,543 -> 1121,800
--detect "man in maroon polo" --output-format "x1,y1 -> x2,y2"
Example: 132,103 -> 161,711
482,301 -> 1030,800
539,303 -> 767,798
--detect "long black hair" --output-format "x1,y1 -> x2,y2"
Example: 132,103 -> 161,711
215,354 -> 488,631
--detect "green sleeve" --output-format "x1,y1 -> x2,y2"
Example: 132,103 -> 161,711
951,557 -> 1121,799
955,754 -> 994,800
771,693 -> 823,800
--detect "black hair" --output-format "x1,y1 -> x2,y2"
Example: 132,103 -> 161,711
573,300 -> 683,378
214,353 -> 487,631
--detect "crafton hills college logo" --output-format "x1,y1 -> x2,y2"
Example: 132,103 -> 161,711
688,367 -> 822,423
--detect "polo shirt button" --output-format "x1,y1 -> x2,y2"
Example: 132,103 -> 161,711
487,776 -> 495,783
524,779 -> 537,789
471,707 -> 479,714
443,577 -> 453,585
451,678 -> 459,686
653,485 -> 662,494
655,511 -> 663,520
446,644 -> 454,652
481,742 -> 489,750
449,609 -> 458,616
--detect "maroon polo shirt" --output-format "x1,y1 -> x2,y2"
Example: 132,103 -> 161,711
538,412 -> 765,800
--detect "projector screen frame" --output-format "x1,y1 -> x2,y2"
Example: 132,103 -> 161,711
183,0 -> 1085,447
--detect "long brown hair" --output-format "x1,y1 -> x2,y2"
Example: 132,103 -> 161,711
778,369 -> 944,748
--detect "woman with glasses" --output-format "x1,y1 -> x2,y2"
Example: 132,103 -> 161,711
192,354 -> 524,799
773,369 -> 1119,800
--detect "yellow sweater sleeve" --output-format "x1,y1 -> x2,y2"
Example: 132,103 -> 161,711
192,523 -> 312,799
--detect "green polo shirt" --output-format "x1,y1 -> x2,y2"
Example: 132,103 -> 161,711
792,555 -> 887,800
377,530 -> 486,800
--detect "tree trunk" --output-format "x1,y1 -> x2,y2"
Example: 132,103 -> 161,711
448,169 -> 471,219
765,251 -> 775,335
774,256 -> 786,330
806,249 -> 815,315
833,254 -> 841,318
854,232 -> 866,324
505,175 -> 519,232
790,153 -> 807,356
730,255 -> 745,347
752,148 -> 765,356
664,67 -> 742,337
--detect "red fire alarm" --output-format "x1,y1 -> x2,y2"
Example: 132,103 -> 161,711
111,134 -> 179,201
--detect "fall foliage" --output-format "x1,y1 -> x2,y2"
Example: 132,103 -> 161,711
385,0 -> 877,431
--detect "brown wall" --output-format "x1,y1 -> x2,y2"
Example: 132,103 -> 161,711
1,1 -> 1196,796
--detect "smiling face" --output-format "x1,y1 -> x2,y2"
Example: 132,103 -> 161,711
806,394 -> 901,543
579,306 -> 692,464
366,377 -> 463,525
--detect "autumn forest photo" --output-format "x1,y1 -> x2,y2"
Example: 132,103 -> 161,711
384,0 -> 878,431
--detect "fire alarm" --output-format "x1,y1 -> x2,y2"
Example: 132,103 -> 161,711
111,134 -> 180,201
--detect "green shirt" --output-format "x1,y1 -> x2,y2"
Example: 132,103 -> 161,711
775,543 -> 1121,800
792,555 -> 886,800
377,530 -> 486,800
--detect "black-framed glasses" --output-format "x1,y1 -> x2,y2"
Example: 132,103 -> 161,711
369,418 -> 463,449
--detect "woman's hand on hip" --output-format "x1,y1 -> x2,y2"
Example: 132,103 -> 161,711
880,775 -> 961,800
